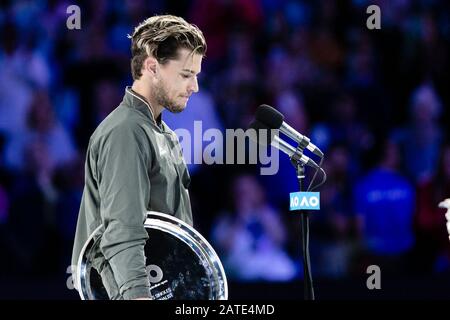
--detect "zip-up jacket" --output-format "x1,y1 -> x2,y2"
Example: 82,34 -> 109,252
71,87 -> 193,299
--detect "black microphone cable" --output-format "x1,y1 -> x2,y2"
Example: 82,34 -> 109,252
301,153 -> 327,300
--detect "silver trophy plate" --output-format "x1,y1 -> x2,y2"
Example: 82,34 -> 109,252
76,211 -> 228,300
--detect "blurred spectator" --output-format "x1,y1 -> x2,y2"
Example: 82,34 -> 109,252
344,29 -> 393,135
345,30 -> 376,90
353,137 -> 415,274
53,156 -> 85,270
64,22 -> 125,148
310,92 -> 372,177
211,174 -> 298,281
214,31 -> 260,129
4,139 -> 61,275
0,22 -> 48,139
392,82 -> 443,182
413,143 -> 450,273
4,90 -> 77,172
189,0 -> 263,71
0,184 -> 8,225
309,26 -> 345,81
0,131 -> 13,192
93,79 -> 123,125
310,143 -> 357,278
227,32 -> 258,88
263,27 -> 320,98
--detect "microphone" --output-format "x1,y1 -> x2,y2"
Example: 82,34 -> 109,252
255,104 -> 324,158
249,120 -> 320,169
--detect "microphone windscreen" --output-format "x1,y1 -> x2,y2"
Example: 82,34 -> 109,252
248,120 -> 276,146
255,104 -> 284,129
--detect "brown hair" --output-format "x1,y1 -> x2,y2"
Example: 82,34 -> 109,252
129,15 -> 207,80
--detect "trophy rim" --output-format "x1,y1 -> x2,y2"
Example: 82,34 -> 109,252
76,210 -> 228,300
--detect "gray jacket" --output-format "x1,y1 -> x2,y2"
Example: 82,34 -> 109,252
71,87 -> 193,299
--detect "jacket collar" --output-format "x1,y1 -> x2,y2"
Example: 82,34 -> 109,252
124,86 -> 159,123
124,86 -> 169,132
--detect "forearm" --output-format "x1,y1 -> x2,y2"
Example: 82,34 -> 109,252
107,239 -> 151,299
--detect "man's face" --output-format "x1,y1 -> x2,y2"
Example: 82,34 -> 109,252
154,48 -> 202,113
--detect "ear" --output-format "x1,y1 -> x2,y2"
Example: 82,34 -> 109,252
143,56 -> 158,77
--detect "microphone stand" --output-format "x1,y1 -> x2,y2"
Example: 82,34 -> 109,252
291,145 -> 315,301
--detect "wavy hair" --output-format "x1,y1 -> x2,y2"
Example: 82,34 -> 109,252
128,15 -> 207,80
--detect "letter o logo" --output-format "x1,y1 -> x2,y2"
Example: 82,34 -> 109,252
309,196 -> 318,207
146,264 -> 164,283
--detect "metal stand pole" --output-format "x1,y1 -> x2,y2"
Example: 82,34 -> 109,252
292,160 -> 315,300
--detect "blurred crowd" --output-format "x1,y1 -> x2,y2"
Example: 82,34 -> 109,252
0,0 -> 449,285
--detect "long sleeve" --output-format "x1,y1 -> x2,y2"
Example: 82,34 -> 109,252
96,121 -> 152,299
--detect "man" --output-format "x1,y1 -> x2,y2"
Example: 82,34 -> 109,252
353,137 -> 415,274
71,15 -> 206,300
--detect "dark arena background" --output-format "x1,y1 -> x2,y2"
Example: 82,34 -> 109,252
0,0 -> 449,301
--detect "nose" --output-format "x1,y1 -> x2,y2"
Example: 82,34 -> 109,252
188,76 -> 199,94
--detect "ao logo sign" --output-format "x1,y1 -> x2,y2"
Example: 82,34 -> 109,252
290,192 -> 320,211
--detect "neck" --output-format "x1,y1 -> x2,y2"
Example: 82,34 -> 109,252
131,80 -> 163,120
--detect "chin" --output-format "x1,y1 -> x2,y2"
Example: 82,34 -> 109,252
167,105 -> 185,113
